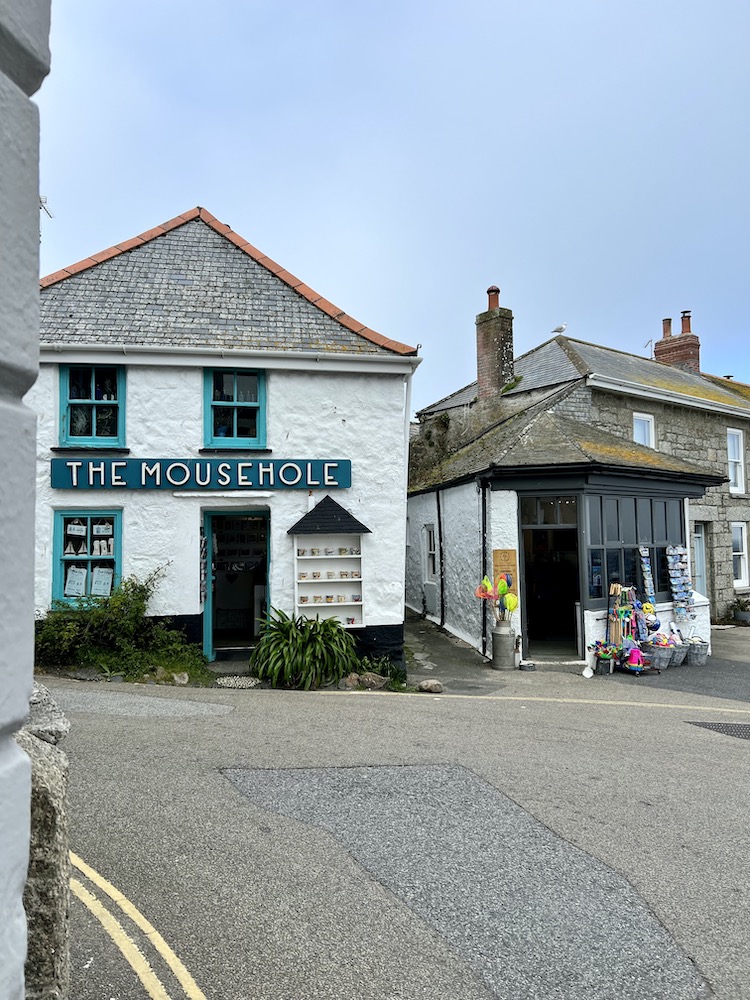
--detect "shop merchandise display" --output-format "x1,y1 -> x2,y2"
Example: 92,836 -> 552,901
587,582 -> 708,677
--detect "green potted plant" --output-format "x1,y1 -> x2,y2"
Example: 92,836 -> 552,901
730,595 -> 750,624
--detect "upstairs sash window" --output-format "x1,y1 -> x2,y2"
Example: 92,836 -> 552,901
727,429 -> 745,494
204,369 -> 266,447
60,365 -> 125,446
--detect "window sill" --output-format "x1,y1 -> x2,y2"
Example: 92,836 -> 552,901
199,447 -> 272,454
51,446 -> 130,454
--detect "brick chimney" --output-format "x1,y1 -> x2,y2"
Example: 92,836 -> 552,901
653,311 -> 701,372
476,286 -> 514,400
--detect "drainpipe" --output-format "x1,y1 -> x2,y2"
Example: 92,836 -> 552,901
479,475 -> 489,657
436,488 -> 446,626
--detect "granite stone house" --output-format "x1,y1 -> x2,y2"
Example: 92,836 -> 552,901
28,207 -> 420,662
407,288 -> 750,661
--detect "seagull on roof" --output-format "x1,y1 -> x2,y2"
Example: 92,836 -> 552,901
551,323 -> 567,334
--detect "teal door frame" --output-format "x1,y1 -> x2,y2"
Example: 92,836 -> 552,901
203,509 -> 270,661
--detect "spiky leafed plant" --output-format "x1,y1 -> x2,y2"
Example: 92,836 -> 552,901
249,609 -> 359,690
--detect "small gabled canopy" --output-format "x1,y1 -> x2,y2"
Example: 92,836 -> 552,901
287,495 -> 371,535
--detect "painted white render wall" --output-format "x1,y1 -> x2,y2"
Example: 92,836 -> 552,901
488,489 -> 522,637
29,364 -> 409,625
0,2 -> 50,995
406,483 -> 488,652
405,491 -> 438,617
440,482 -> 485,648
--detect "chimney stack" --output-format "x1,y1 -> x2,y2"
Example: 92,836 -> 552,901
653,311 -> 701,373
476,286 -> 514,400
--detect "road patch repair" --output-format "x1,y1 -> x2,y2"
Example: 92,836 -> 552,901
224,763 -> 710,1000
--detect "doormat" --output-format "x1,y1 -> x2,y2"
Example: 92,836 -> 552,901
687,721 -> 750,741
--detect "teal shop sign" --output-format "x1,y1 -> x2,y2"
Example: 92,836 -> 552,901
51,458 -> 352,490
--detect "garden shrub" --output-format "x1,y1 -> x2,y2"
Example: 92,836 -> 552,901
249,609 -> 360,690
35,568 -> 208,681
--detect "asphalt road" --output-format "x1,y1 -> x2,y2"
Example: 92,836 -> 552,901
41,631 -> 750,1000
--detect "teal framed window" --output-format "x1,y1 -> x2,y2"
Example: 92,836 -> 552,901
52,509 -> 122,603
60,365 -> 126,446
204,369 -> 266,448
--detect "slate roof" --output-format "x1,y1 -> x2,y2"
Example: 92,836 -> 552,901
40,207 -> 417,357
409,403 -> 725,494
418,334 -> 750,416
287,495 -> 371,535
418,338 -> 584,415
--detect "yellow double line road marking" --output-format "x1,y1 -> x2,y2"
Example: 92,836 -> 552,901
70,852 -> 207,1000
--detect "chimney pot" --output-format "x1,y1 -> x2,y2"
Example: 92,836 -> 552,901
487,286 -> 500,310
654,310 -> 700,372
662,317 -> 672,338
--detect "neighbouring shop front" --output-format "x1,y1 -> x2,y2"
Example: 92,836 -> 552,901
495,469 -> 714,660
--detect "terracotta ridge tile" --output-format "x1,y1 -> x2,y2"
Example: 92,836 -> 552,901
273,268 -> 304,288
40,269 -> 71,287
337,313 -> 367,334
159,215 -> 189,234
138,225 -> 170,242
292,282 -> 317,301
65,258 -> 98,276
90,246 -> 121,264
308,296 -> 339,318
224,231 -> 250,250
235,240 -> 264,260
254,255 -> 284,274
115,236 -> 145,253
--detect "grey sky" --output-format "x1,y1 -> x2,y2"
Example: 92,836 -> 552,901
37,0 -> 750,413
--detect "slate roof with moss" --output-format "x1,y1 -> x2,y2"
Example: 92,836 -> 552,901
409,402 -> 724,494
40,207 -> 417,357
418,334 -> 750,415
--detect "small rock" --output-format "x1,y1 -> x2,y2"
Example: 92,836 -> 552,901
171,672 -> 189,686
359,671 -> 388,690
417,679 -> 444,693
340,673 -> 362,690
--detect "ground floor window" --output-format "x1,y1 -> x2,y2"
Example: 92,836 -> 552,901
732,522 -> 748,587
53,509 -> 121,601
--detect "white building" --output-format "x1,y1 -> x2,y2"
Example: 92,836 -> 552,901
29,207 -> 420,662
